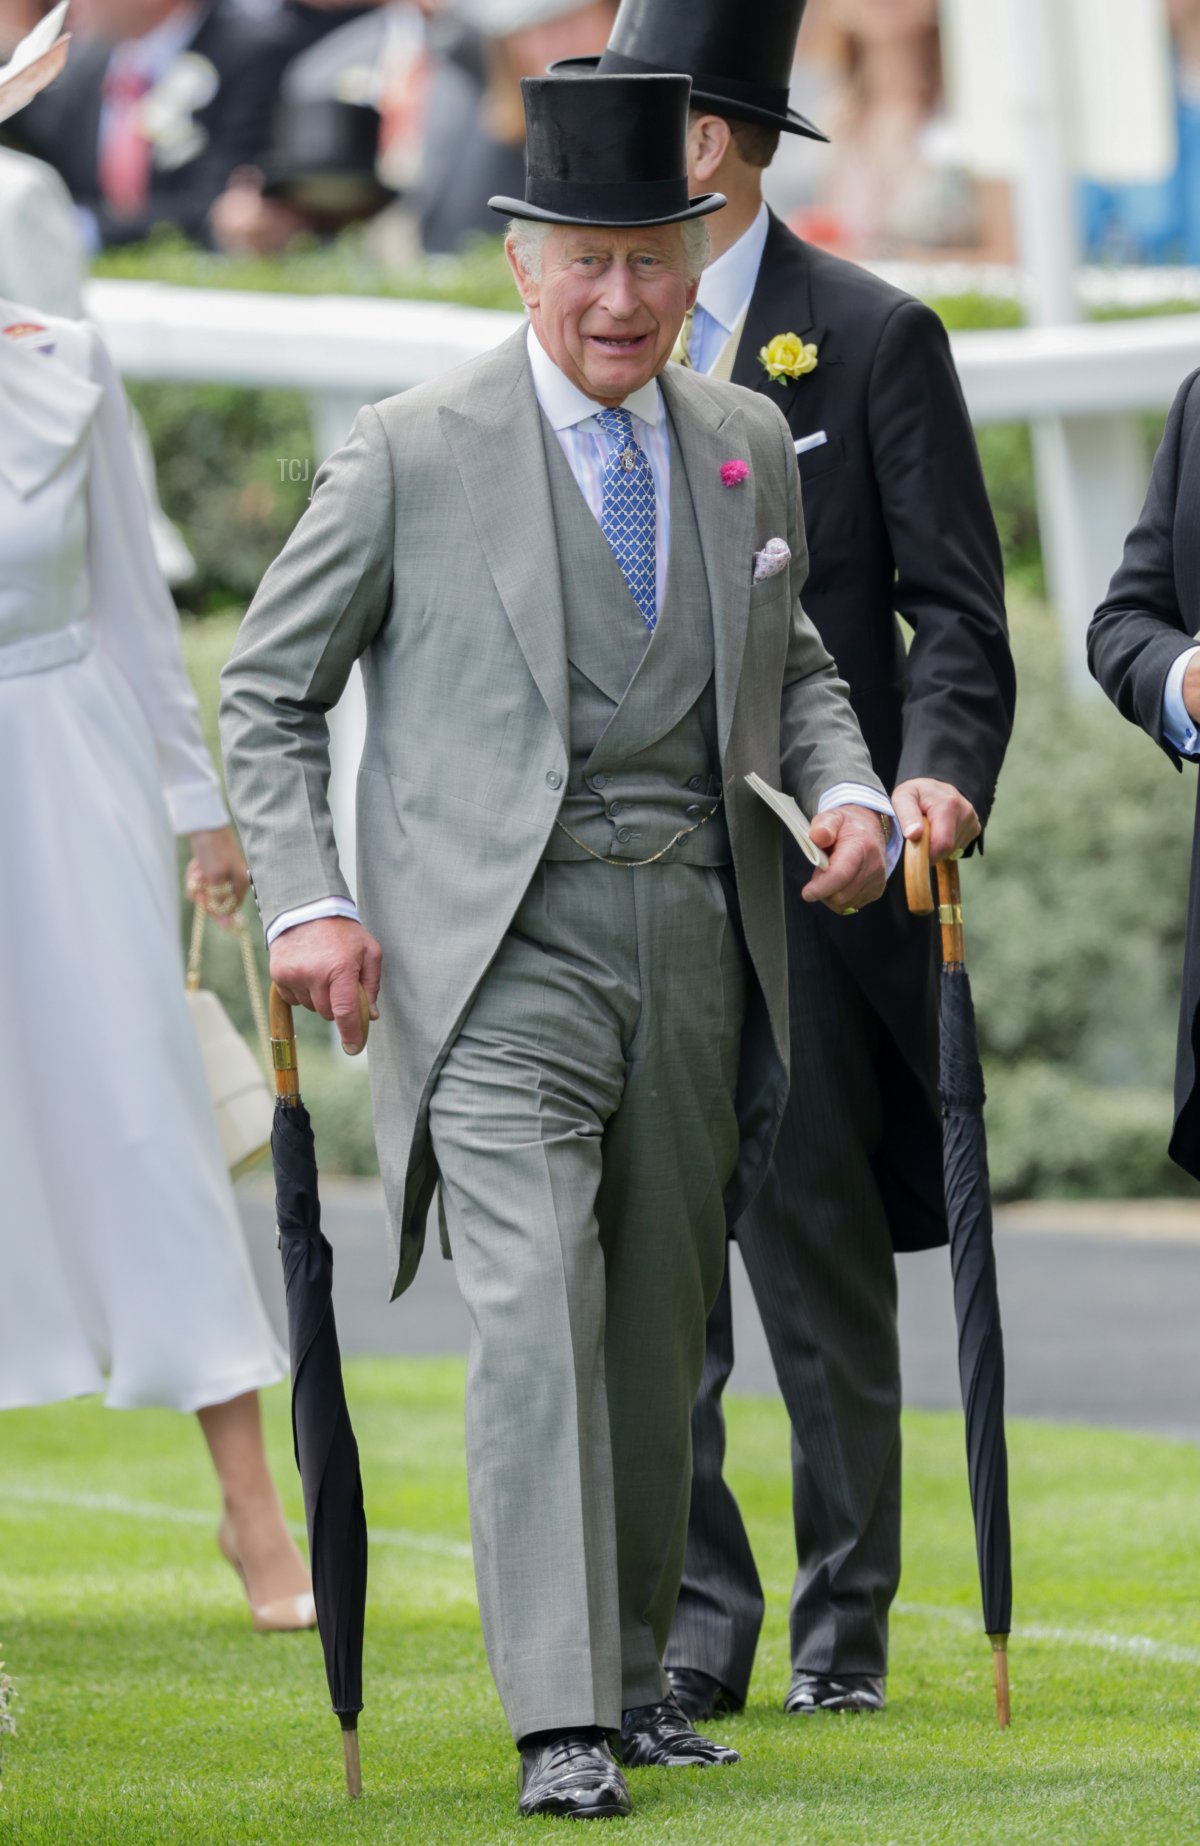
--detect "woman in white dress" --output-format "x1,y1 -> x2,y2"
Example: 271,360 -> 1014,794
0,294 -> 319,1630
0,10 -> 318,1627
0,296 -> 320,1629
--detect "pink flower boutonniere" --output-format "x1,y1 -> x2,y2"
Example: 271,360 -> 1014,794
721,459 -> 750,488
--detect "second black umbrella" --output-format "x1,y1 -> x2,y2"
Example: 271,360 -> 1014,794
906,829 -> 1013,1728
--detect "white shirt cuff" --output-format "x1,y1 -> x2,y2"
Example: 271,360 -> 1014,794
817,783 -> 902,877
1163,647 -> 1200,755
266,896 -> 360,947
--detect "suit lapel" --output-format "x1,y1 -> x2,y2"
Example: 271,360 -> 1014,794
732,212 -> 830,422
659,368 -> 755,757
439,332 -> 570,749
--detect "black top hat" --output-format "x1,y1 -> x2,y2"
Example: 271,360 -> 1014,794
260,98 -> 395,222
488,73 -> 724,227
552,0 -> 827,143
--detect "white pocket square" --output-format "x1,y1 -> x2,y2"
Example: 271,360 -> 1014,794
794,430 -> 828,456
752,537 -> 792,583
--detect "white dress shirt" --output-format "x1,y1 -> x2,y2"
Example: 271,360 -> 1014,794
269,328 -> 895,941
1163,645 -> 1200,755
687,203 -> 770,376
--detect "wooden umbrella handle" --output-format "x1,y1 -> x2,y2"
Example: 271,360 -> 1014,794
268,982 -> 373,1100
936,858 -> 966,968
905,827 -> 967,966
904,823 -> 934,916
269,982 -> 300,1103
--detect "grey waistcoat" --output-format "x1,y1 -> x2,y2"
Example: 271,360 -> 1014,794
540,407 -> 730,867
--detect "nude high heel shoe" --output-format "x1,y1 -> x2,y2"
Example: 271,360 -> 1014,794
217,1516 -> 317,1634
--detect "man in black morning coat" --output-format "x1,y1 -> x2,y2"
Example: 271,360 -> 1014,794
559,0 -> 1016,1718
1090,369 -> 1200,1182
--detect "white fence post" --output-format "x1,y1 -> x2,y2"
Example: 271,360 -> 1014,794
1031,415 -> 1152,691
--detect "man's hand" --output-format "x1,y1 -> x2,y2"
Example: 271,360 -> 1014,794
804,806 -> 889,915
270,917 -> 382,1056
891,778 -> 980,863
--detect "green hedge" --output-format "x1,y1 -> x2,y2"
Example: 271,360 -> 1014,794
181,596 -> 1194,1197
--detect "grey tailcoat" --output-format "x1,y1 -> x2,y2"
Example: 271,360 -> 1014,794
219,330 -> 884,1297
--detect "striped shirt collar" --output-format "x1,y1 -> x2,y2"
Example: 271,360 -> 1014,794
526,324 -> 663,434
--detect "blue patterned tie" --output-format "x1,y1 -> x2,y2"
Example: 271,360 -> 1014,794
594,407 -> 658,633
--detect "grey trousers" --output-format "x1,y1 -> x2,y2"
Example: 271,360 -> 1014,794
428,860 -> 745,1742
666,892 -> 901,1698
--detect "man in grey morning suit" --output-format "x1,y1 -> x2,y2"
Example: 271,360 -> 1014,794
220,73 -> 893,1822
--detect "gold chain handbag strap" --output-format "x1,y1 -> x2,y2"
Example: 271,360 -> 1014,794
186,903 -> 273,1073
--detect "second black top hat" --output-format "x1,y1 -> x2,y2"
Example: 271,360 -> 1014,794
553,0 -> 827,143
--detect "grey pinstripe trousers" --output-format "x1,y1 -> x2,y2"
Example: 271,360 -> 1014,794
429,860 -> 745,1742
666,891 -> 902,1697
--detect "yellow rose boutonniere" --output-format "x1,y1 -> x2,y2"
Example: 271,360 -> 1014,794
759,332 -> 819,386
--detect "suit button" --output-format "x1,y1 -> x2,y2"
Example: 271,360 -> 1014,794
688,776 -> 703,792
546,771 -> 562,789
616,828 -> 632,844
686,804 -> 701,817
608,801 -> 622,817
591,774 -> 607,790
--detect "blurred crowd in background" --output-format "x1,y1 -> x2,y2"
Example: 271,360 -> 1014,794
2,0 -> 1199,277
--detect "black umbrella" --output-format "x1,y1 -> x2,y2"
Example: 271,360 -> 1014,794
905,831 -> 1012,1728
269,983 -> 370,1794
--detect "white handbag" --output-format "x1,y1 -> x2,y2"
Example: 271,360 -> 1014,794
185,905 -> 274,1179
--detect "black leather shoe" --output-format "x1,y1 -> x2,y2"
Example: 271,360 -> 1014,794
617,1694 -> 740,1767
517,1731 -> 632,1819
783,1672 -> 886,1715
665,1666 -> 742,1724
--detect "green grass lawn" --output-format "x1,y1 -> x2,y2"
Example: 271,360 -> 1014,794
2,1362 -> 1197,1844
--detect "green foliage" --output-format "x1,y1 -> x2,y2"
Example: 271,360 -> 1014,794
2,1374 -> 1199,1841
296,1042 -> 380,1179
132,383 -> 313,612
94,225 -> 520,309
969,596 -> 1194,1197
978,421 -> 1045,596
929,291 -> 1024,332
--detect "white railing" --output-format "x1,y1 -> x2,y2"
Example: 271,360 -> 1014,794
85,276 -> 1200,425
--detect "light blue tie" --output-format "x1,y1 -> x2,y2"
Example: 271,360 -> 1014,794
594,406 -> 657,633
